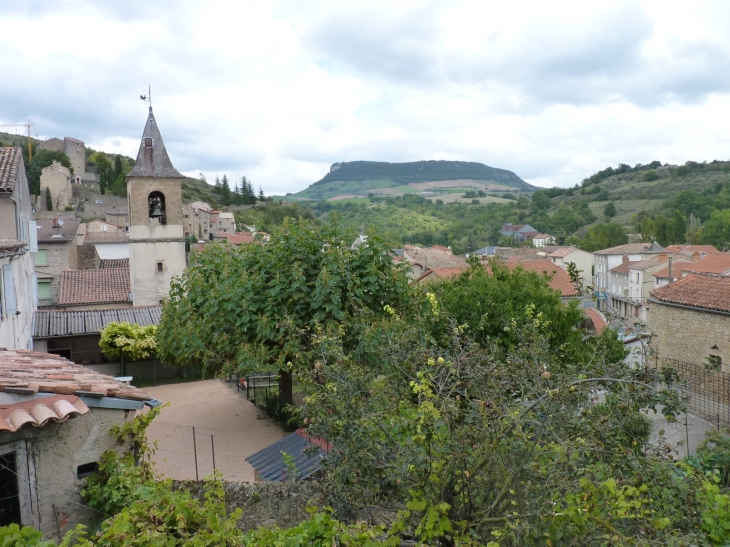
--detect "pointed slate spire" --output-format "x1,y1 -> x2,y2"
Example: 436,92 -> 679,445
127,107 -> 183,178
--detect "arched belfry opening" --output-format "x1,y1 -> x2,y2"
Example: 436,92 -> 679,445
148,191 -> 166,225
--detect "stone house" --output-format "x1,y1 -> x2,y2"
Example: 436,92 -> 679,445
105,210 -> 129,231
86,219 -> 121,233
649,274 -> 730,369
593,242 -> 664,310
58,268 -> 132,310
548,246 -> 593,292
34,218 -> 82,307
218,211 -> 236,233
0,348 -> 154,538
37,137 -> 98,184
182,203 -> 211,241
0,147 -> 36,349
499,223 -> 539,243
33,305 -> 161,364
39,161 -> 72,211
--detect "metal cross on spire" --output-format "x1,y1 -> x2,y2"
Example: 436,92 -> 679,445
140,85 -> 152,110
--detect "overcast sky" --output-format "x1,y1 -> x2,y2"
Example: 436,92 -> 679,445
2,1 -> 730,194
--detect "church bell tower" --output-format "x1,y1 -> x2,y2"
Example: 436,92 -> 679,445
126,106 -> 186,306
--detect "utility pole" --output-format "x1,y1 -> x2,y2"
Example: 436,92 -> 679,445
1,120 -> 35,161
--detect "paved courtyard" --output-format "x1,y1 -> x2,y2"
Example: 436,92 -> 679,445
140,379 -> 286,481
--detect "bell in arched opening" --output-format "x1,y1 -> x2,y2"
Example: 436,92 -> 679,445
148,191 -> 167,224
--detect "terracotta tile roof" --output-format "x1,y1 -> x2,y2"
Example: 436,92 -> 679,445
549,246 -> 580,258
217,231 -> 256,245
650,273 -> 730,313
84,231 -> 129,244
0,349 -> 149,410
0,147 -> 22,193
0,395 -> 89,433
418,259 -> 579,297
665,245 -> 721,255
34,305 -> 161,338
59,268 -> 131,306
531,233 -> 551,239
653,261 -> 698,280
503,259 -> 580,297
680,254 -> 730,275
414,267 -> 468,283
36,218 -> 82,243
583,308 -> 607,334
100,258 -> 129,269
610,261 -> 640,274
404,248 -> 468,269
429,245 -> 451,252
594,242 -> 664,255
0,238 -> 25,252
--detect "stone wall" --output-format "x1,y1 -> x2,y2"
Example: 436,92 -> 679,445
127,177 -> 183,226
36,242 -> 76,306
651,301 -> 730,368
40,162 -> 73,211
0,406 -> 132,540
77,244 -> 100,270
72,186 -> 128,220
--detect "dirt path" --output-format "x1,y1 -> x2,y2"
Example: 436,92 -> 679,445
141,379 -> 286,481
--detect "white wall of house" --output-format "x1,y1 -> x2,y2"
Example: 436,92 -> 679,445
94,242 -> 129,260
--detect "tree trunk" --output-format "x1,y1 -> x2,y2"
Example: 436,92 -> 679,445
278,370 -> 293,411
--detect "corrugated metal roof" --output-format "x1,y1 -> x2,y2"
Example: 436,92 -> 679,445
245,431 -> 326,481
34,305 -> 162,338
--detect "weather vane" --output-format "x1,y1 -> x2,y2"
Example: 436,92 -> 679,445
140,85 -> 152,108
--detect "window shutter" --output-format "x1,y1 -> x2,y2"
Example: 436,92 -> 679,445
29,221 -> 37,252
31,274 -> 38,307
2,265 -> 16,315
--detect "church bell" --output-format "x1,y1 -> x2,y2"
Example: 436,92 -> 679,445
150,203 -> 164,218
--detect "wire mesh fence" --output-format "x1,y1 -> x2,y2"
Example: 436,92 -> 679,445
656,355 -> 730,427
227,372 -> 279,412
147,421 -> 271,482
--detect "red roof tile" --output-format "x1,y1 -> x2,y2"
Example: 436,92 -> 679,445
59,268 -> 131,306
665,245 -> 721,255
653,261 -> 698,280
650,274 -> 730,313
594,242 -> 662,255
0,238 -> 25,252
414,267 -> 468,283
679,254 -> 730,275
100,258 -> 129,269
503,259 -> 580,297
0,147 -> 22,193
404,248 -> 468,269
0,395 -> 89,433
217,231 -> 256,245
583,308 -> 607,334
84,231 -> 129,244
549,246 -> 581,258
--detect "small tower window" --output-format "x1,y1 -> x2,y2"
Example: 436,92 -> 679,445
144,138 -> 153,147
156,261 -> 164,273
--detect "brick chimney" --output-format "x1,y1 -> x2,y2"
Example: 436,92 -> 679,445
692,251 -> 701,261
622,255 -> 629,264
51,218 -> 61,237
658,252 -> 668,262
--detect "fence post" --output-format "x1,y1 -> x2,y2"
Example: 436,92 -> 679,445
685,378 -> 690,457
192,426 -> 199,481
211,435 -> 216,472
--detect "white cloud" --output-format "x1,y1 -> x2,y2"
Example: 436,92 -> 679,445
1,0 -> 730,194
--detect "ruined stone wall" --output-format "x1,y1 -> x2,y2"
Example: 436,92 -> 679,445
651,301 -> 730,367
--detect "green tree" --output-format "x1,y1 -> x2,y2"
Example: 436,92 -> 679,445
45,187 -> 52,211
702,208 -> 730,250
220,174 -> 231,205
99,322 -> 157,376
258,186 -> 265,201
580,223 -> 628,251
157,220 -> 410,409
603,202 -> 617,218
113,155 -> 124,180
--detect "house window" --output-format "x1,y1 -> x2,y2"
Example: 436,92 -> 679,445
33,250 -> 47,266
636,273 -> 639,282
156,262 -> 164,273
37,281 -> 51,300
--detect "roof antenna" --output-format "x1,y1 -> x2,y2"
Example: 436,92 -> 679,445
140,85 -> 152,111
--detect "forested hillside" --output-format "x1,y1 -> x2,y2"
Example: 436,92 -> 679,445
306,160 -> 730,253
